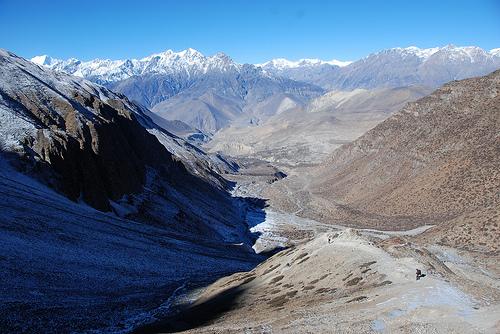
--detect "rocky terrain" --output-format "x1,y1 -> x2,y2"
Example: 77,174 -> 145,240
264,70 -> 500,248
0,155 -> 263,333
207,86 -> 432,166
1,50 -> 186,212
149,67 -> 323,134
135,229 -> 499,333
0,49 -> 265,333
1,46 -> 498,334
132,131 -> 499,333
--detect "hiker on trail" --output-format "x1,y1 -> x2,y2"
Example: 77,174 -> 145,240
416,268 -> 426,280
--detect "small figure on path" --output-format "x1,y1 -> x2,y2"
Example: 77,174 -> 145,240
416,268 -> 426,280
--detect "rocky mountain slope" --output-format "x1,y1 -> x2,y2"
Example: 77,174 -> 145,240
136,230 -> 499,333
265,69 -> 500,253
32,49 -> 324,134
2,51 -> 176,211
0,49 -> 265,332
207,86 -> 432,166
0,154 -> 262,333
148,64 -> 323,133
1,49 -> 231,212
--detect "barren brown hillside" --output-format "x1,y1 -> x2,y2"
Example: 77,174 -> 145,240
266,70 -> 500,251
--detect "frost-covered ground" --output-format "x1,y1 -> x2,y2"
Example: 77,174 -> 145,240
199,166 -> 499,334
142,229 -> 500,334
0,156 -> 262,333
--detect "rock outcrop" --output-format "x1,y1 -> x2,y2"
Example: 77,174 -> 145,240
0,49 -> 190,211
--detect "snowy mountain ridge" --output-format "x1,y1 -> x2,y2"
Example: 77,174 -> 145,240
256,57 -> 353,70
255,45 -> 500,72
31,48 -> 241,84
31,48 -> 352,83
375,45 -> 500,61
31,45 -> 500,85
29,44 -> 500,133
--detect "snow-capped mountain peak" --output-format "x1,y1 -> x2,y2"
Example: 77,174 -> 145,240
324,59 -> 353,67
256,58 -> 299,69
490,48 -> 500,57
256,57 -> 352,70
376,45 -> 499,63
142,48 -> 204,63
179,47 -> 202,56
31,54 -> 57,66
398,46 -> 441,59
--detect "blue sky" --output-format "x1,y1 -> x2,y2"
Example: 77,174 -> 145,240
1,0 -> 499,63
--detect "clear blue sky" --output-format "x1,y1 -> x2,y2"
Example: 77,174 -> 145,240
1,0 -> 499,63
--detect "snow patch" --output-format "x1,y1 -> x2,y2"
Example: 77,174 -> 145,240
257,57 -> 352,69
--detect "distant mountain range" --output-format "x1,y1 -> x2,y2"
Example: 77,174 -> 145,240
32,45 -> 500,133
33,45 -> 500,88
260,45 -> 500,89
33,49 -> 323,133
31,48 -> 240,84
256,57 -> 353,70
